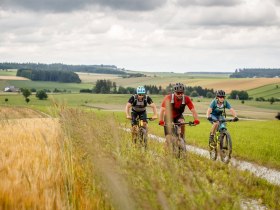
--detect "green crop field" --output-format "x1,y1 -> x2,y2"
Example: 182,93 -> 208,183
0,80 -> 92,93
248,83 -> 280,99
1,93 -> 279,120
0,69 -> 17,76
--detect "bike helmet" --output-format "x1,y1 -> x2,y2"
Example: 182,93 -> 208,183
136,86 -> 146,94
173,83 -> 185,92
216,90 -> 226,97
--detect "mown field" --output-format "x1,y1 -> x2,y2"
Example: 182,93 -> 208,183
1,106 -> 280,209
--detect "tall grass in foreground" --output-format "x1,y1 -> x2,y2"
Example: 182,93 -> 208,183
2,106 -> 279,209
0,118 -> 67,209
59,109 -> 280,209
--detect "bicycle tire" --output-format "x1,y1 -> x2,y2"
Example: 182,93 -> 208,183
141,127 -> 148,149
178,137 -> 186,159
219,130 -> 232,164
209,134 -> 218,161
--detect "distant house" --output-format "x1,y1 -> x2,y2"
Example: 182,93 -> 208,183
4,86 -> 19,92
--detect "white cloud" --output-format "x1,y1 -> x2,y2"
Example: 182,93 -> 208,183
0,0 -> 280,72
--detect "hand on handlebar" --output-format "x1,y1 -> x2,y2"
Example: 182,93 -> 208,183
159,120 -> 165,126
207,116 -> 212,121
233,117 -> 239,122
193,119 -> 200,125
151,115 -> 158,121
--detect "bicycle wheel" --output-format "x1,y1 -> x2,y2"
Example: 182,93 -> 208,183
171,136 -> 179,158
219,130 -> 232,164
132,126 -> 138,144
140,127 -> 148,149
209,135 -> 218,161
178,137 -> 186,159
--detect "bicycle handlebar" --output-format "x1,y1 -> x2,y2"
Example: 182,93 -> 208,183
164,121 -> 196,126
210,119 -> 236,123
127,117 -> 156,121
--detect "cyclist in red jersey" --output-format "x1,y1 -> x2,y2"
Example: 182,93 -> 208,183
159,83 -> 200,145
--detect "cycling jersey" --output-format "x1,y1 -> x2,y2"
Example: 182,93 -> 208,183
128,95 -> 153,112
161,94 -> 194,119
209,99 -> 231,116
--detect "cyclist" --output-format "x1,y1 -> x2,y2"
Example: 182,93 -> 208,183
158,83 -> 200,145
206,90 -> 238,147
125,86 -> 158,141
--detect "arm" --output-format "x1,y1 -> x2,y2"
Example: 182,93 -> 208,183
229,108 -> 237,118
159,106 -> 166,122
190,107 -> 199,121
206,108 -> 212,118
125,102 -> 132,119
149,103 -> 158,119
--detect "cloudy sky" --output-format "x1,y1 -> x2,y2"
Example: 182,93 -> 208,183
0,0 -> 280,72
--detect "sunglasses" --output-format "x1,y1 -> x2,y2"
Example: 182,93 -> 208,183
217,96 -> 225,98
176,92 -> 184,95
138,94 -> 144,96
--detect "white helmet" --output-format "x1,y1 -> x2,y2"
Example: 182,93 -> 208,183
136,86 -> 146,94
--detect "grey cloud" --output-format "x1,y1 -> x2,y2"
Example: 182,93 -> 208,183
0,0 -> 167,12
176,0 -> 242,7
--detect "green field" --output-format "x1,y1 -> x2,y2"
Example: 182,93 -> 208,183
1,94 -> 280,209
0,80 -> 92,93
1,93 -> 279,120
248,83 -> 280,99
0,69 -> 17,76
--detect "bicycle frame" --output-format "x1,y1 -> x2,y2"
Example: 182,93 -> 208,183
164,121 -> 195,158
133,117 -> 153,149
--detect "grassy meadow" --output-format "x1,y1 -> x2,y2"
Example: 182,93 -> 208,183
0,70 -> 280,209
0,103 -> 280,209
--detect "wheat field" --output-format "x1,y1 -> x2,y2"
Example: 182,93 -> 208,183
0,118 -> 68,209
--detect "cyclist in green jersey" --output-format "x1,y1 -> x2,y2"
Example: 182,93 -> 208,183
206,90 -> 238,147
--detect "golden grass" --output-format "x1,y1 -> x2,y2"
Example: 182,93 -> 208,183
191,78 -> 280,93
112,76 -> 279,92
0,118 -> 68,209
0,107 -> 46,119
77,72 -> 120,83
0,76 -> 29,80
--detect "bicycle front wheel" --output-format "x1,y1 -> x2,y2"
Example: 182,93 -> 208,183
209,135 -> 218,161
219,130 -> 232,164
139,127 -> 148,149
178,137 -> 187,159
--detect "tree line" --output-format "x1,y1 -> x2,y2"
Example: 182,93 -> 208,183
230,68 -> 280,78
0,62 -> 144,76
80,80 -> 215,97
16,69 -> 81,83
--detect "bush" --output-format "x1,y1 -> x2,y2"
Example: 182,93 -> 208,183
36,90 -> 48,100
276,112 -> 280,120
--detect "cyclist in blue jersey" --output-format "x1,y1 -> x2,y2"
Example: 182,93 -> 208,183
206,90 -> 238,147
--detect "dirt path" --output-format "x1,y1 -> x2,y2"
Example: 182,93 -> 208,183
147,133 -> 280,186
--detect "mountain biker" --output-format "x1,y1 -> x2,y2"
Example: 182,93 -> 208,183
158,83 -> 200,145
206,90 -> 239,147
125,86 -> 158,141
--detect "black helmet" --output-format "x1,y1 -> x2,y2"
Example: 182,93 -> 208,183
173,83 -> 185,92
216,90 -> 225,97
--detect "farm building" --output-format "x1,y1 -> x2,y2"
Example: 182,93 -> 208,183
4,86 -> 19,92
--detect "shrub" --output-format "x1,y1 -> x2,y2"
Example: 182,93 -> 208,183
36,90 -> 48,100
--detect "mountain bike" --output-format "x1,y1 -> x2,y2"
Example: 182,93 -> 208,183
164,121 -> 196,158
132,117 -> 154,149
209,119 -> 236,164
